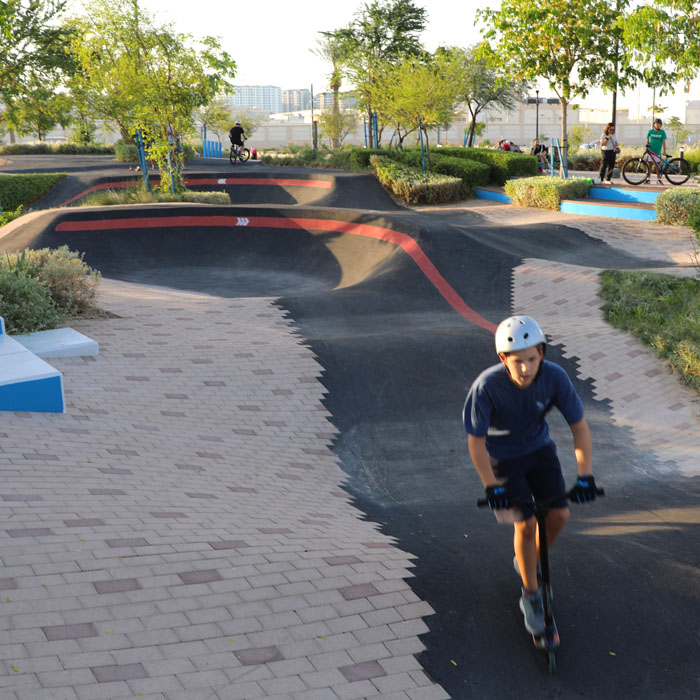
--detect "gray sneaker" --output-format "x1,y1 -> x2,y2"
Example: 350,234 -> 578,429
513,555 -> 551,600
520,589 -> 545,636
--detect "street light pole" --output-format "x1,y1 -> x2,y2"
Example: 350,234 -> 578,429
535,89 -> 540,141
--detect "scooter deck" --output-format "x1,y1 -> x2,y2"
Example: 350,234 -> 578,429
533,622 -> 559,650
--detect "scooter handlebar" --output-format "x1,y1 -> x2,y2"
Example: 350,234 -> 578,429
477,487 -> 605,508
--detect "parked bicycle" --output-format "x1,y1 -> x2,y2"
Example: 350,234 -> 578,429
622,148 -> 691,186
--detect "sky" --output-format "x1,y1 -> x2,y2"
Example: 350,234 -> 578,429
111,0 -> 503,93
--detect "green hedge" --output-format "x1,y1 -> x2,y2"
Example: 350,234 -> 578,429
0,142 -> 114,155
114,143 -> 195,163
655,187 -> 700,226
504,176 -> 590,210
430,147 -> 538,184
0,173 -> 67,211
349,148 -> 391,170
371,155 -> 461,205
430,154 -> 489,196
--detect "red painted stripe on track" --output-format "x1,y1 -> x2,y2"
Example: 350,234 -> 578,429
55,215 -> 496,332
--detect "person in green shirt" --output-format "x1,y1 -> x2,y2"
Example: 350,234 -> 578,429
646,118 -> 667,185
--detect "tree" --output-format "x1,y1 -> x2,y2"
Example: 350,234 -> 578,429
0,0 -> 74,140
333,0 -> 427,147
478,0 -> 640,166
68,0 -> 236,191
666,116 -> 691,147
623,1 -> 700,91
196,94 -> 232,143
314,32 -> 348,149
317,109 -> 358,147
231,108 -> 267,140
440,45 -> 530,148
568,124 -> 592,153
372,52 -> 459,163
6,83 -> 72,140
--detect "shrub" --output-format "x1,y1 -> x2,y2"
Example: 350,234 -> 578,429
687,199 -> 700,241
504,176 -> 590,210
0,142 -> 113,155
682,146 -> 700,174
1,246 -> 101,316
371,155 -> 461,205
569,152 -> 602,172
114,143 -> 195,163
0,173 -> 67,211
655,187 -> 700,226
0,142 -> 52,155
349,148 -> 391,170
430,154 -> 490,197
80,186 -> 230,207
0,267 -> 65,334
0,205 -> 23,227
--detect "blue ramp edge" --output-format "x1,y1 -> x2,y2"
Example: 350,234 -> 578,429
560,200 -> 657,222
474,188 -> 511,204
0,375 -> 65,413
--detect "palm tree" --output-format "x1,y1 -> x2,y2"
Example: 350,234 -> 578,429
314,32 -> 346,149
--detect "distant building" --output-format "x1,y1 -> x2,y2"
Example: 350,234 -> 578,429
281,89 -> 310,113
229,86 -> 281,113
315,92 -> 357,111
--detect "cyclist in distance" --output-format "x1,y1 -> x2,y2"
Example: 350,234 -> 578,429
463,316 -> 598,637
229,119 -> 246,157
646,118 -> 668,184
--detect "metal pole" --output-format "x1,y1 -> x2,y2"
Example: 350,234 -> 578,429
310,83 -> 314,147
418,119 -> 426,171
535,89 -> 539,141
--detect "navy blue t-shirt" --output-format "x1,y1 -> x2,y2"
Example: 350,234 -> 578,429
463,360 -> 584,460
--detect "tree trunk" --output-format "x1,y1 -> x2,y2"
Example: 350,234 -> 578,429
560,97 -> 568,177
367,107 -> 374,148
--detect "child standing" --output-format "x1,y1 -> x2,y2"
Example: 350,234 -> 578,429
463,316 -> 598,636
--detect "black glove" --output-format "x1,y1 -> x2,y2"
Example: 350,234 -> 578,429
485,485 -> 511,510
569,475 -> 597,503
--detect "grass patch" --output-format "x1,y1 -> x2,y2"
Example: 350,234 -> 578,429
80,186 -> 230,206
599,269 -> 700,393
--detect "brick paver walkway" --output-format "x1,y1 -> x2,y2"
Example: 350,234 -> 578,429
0,280 -> 448,700
450,201 -> 700,478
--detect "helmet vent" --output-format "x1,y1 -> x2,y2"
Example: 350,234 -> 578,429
523,332 -> 529,339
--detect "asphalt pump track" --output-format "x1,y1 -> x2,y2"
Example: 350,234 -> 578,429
2,166 -> 700,699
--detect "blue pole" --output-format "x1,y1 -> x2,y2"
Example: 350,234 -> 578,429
418,119 -> 426,172
373,112 -> 379,148
135,129 -> 150,191
363,117 -> 368,148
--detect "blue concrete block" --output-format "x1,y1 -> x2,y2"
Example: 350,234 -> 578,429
475,188 -> 511,203
560,200 -> 657,221
0,375 -> 65,413
588,187 -> 659,204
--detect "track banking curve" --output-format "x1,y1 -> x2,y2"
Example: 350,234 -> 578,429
2,163 -> 700,700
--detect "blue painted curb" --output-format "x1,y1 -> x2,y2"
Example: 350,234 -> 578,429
474,188 -> 511,203
561,200 -> 657,222
588,186 -> 659,205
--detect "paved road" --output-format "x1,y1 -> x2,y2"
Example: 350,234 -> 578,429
0,156 -> 698,699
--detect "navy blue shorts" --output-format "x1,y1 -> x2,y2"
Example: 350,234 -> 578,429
490,442 -> 568,521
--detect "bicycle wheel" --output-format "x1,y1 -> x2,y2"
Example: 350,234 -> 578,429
238,148 -> 250,162
229,148 -> 237,165
622,158 -> 649,185
664,158 -> 691,185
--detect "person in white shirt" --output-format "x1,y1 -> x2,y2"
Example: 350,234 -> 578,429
599,122 -> 620,184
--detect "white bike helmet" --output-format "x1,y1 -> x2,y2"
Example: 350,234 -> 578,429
495,316 -> 546,354
235,119 -> 242,125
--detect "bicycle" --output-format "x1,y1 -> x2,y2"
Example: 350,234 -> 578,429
477,484 -> 605,674
622,148 -> 691,186
229,142 -> 250,164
